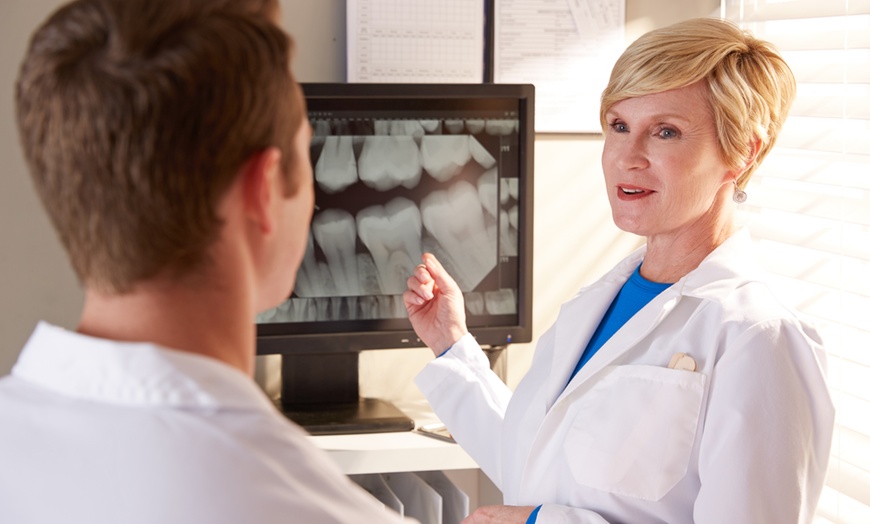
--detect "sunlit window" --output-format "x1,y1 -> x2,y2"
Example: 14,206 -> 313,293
723,1 -> 870,522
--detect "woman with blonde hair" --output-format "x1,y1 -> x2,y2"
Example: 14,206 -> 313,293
405,17 -> 834,524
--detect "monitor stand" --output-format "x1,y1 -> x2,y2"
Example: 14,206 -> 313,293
277,352 -> 414,436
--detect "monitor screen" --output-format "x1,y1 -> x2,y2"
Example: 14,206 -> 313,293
255,83 -> 534,434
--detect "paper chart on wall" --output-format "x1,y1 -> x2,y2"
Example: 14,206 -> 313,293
347,0 -> 485,83
495,0 -> 626,133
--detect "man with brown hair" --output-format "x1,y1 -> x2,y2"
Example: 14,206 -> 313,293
0,0 -> 406,522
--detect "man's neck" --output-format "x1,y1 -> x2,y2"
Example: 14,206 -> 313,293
76,277 -> 256,375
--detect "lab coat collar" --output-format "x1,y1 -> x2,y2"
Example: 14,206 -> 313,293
676,228 -> 764,299
543,244 -> 645,407
546,228 -> 760,409
12,322 -> 274,413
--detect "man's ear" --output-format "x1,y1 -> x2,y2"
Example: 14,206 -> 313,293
241,147 -> 283,235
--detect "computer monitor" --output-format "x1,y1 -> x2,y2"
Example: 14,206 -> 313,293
257,83 -> 534,435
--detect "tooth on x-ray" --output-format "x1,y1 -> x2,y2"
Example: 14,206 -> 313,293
420,135 -> 472,183
500,177 -> 520,204
312,119 -> 331,136
419,120 -> 441,133
421,180 -> 496,291
465,291 -> 485,316
469,136 -> 496,169
444,119 -> 464,134
394,120 -> 425,139
256,307 -> 277,323
358,296 -> 377,319
357,197 -> 423,295
465,119 -> 485,134
486,289 -> 517,315
358,136 -> 423,191
477,167 -> 498,218
374,120 -> 426,139
315,297 -> 330,319
507,178 -> 519,199
315,136 -> 359,194
486,119 -> 516,136
312,209 -> 362,297
294,234 -> 329,297
500,208 -> 519,257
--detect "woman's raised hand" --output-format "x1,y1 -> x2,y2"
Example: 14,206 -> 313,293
403,253 -> 469,356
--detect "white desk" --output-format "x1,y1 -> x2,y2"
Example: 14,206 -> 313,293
311,430 -> 477,475
309,398 -> 477,475
309,398 -> 502,508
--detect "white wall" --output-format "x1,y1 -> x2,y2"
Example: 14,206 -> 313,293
0,0 -> 717,400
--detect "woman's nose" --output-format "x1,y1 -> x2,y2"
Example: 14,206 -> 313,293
613,135 -> 649,171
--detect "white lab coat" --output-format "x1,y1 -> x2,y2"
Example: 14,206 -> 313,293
0,323 -> 409,524
416,229 -> 834,523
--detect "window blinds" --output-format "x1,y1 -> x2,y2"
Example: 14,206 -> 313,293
723,1 -> 870,522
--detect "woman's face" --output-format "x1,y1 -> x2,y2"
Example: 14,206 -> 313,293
601,82 -> 736,240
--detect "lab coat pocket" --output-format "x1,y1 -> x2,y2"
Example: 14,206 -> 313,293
562,364 -> 706,501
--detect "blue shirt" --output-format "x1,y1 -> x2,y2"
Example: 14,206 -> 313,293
567,264 -> 672,384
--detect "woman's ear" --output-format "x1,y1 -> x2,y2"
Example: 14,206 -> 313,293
729,137 -> 762,185
745,137 -> 762,170
241,147 -> 283,235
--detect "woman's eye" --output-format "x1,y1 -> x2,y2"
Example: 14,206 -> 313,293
609,122 -> 628,133
657,127 -> 679,139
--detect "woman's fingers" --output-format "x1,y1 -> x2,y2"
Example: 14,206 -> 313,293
422,253 -> 458,294
405,266 -> 435,305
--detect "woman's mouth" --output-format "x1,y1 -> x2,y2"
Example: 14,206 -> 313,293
617,185 -> 652,199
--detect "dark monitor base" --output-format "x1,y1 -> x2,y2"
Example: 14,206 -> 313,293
276,397 -> 415,436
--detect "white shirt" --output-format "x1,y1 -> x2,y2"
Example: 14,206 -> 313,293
417,229 -> 835,523
0,322 -> 406,524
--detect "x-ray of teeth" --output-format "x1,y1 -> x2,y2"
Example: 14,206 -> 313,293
469,136 -> 497,169
257,307 -> 277,323
500,177 -> 520,205
358,136 -> 423,191
374,120 -> 426,139
485,289 -> 517,315
373,120 -> 391,136
507,177 -> 519,199
421,180 -> 496,291
357,197 -> 423,295
499,209 -> 519,257
355,254 -> 383,296
419,120 -> 440,133
312,209 -> 362,296
465,119 -> 485,134
332,120 -> 353,135
294,235 -> 335,298
477,167 -> 498,218
259,114 -> 522,325
312,120 -> 331,136
315,136 -> 358,194
444,119 -> 464,134
486,119 -> 518,136
261,295 -> 409,322
465,291 -> 485,316
420,135 -> 472,183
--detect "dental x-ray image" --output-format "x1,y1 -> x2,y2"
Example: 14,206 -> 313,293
258,114 -> 521,325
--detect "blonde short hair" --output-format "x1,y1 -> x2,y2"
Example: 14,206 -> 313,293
600,18 -> 795,188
